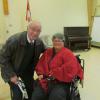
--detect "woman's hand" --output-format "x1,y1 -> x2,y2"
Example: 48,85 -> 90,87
38,75 -> 43,80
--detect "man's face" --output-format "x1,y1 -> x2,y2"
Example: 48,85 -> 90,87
28,23 -> 41,41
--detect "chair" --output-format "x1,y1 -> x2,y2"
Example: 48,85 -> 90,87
10,55 -> 84,100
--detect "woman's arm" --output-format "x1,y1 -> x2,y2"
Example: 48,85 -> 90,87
51,51 -> 83,82
35,50 -> 47,76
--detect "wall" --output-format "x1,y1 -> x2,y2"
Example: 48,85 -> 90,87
22,0 -> 88,35
91,17 -> 100,42
95,0 -> 100,16
0,0 -> 6,44
0,0 -> 88,44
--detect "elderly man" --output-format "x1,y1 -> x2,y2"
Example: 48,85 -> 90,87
0,21 -> 45,100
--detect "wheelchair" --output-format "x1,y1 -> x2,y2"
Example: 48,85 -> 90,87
10,54 -> 84,100
70,54 -> 84,100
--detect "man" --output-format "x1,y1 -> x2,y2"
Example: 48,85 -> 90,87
0,20 -> 45,100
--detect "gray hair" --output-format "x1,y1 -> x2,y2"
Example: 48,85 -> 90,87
52,33 -> 65,42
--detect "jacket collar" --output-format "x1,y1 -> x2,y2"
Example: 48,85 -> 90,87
20,31 -> 41,46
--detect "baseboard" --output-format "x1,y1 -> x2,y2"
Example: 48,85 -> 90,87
91,41 -> 100,48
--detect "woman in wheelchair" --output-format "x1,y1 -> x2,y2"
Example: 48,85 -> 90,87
32,33 -> 83,100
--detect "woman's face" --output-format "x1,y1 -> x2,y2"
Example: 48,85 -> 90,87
52,38 -> 64,50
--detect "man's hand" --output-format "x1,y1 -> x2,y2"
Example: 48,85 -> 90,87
10,76 -> 18,84
38,75 -> 43,80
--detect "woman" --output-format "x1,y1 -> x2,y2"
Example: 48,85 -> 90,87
32,33 -> 83,100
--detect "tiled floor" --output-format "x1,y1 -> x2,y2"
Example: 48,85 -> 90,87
0,47 -> 100,100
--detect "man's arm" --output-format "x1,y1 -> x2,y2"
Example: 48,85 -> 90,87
0,38 -> 17,82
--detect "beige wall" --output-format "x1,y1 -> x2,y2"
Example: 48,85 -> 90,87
0,0 -> 88,44
0,0 -> 6,44
97,0 -> 100,5
21,0 -> 88,35
95,0 -> 100,16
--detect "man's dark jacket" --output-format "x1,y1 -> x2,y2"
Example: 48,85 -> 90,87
0,31 -> 45,82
